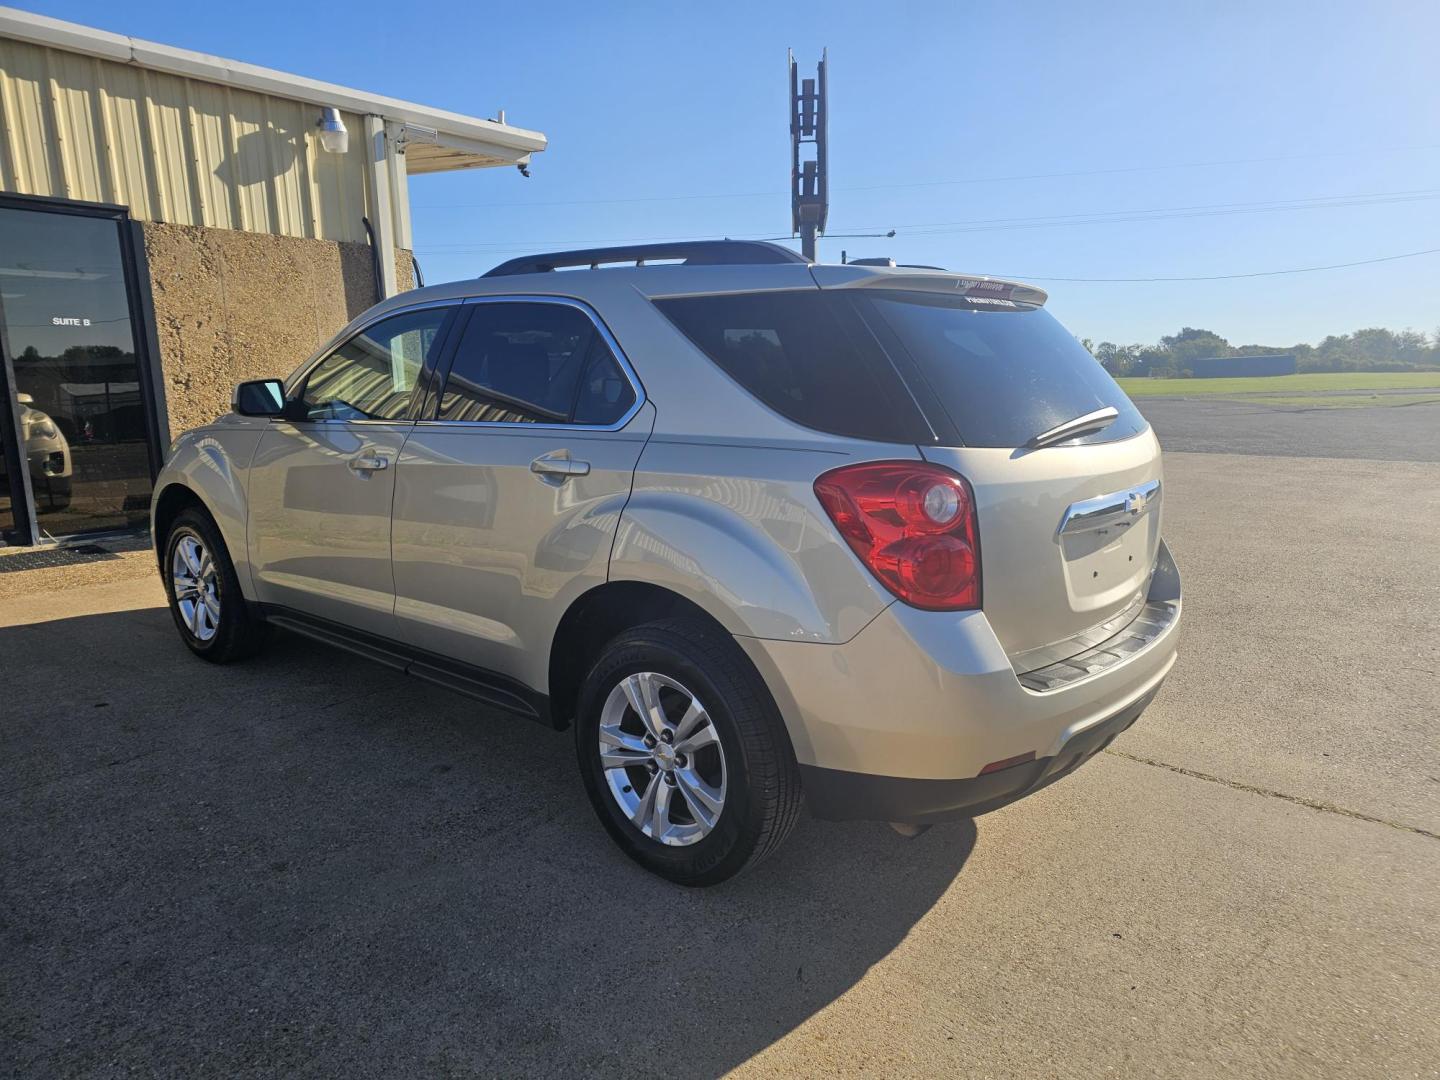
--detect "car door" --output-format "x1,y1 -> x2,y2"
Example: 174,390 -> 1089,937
247,303 -> 457,637
391,296 -> 652,692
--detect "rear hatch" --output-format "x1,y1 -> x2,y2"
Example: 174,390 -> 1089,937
654,269 -> 1163,667
818,272 -> 1161,664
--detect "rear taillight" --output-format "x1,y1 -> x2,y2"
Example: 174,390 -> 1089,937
813,460 -> 981,611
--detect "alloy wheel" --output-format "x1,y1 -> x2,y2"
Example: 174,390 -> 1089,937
171,534 -> 221,642
598,671 -> 728,847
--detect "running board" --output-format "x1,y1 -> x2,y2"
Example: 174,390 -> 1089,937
262,608 -> 550,725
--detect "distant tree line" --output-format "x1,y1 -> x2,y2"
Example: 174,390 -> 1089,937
1080,326 -> 1440,377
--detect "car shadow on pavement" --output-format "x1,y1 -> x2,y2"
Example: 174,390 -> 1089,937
1,607 -> 976,1078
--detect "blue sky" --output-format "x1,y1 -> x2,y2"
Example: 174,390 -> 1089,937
19,0 -> 1440,345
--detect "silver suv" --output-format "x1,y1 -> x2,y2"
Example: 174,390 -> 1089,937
151,241 -> 1181,886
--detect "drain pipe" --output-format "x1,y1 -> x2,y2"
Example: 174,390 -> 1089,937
361,216 -> 384,303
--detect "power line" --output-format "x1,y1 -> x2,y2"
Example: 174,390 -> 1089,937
844,146 -> 1440,195
1005,245 -> 1440,283
410,142 -> 1440,211
413,186 -> 1440,255
871,188 -> 1440,236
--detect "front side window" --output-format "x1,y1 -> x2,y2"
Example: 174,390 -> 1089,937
302,307 -> 450,421
439,302 -> 635,425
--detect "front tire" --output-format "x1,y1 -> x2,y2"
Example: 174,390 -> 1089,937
575,618 -> 802,886
162,507 -> 266,663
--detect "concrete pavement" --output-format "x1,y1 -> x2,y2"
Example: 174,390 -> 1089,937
2,448 -> 1437,1078
1137,397 -> 1440,461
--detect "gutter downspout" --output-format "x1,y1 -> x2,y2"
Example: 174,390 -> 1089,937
361,217 -> 384,304
363,115 -> 399,299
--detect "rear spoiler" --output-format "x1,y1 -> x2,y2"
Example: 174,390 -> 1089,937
810,264 -> 1048,307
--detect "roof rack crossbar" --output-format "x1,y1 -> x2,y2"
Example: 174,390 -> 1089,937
482,240 -> 809,277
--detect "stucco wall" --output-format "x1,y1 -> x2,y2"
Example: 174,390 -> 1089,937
142,220 -> 415,437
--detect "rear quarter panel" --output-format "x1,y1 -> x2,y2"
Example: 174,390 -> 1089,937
610,437 -> 907,643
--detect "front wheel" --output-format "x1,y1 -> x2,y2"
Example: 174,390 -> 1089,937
162,507 -> 266,663
575,618 -> 802,886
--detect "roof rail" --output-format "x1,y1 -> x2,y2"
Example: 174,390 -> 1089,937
482,240 -> 809,277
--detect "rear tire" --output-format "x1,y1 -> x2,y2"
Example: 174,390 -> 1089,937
575,617 -> 803,886
162,507 -> 266,663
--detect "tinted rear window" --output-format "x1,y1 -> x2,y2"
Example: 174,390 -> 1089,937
654,291 -> 932,442
656,288 -> 1146,447
859,291 -> 1148,448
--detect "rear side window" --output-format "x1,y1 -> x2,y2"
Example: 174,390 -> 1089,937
439,301 -> 635,425
859,292 -> 1148,448
654,291 -> 931,442
572,346 -> 637,425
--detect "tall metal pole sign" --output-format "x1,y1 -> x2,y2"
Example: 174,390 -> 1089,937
789,49 -> 829,261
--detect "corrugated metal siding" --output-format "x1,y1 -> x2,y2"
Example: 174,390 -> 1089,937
0,37 -> 372,242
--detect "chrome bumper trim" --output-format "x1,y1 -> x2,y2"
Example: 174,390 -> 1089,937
1017,598 -> 1180,693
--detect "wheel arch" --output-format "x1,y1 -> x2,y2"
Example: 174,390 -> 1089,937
548,581 -> 741,730
150,429 -> 260,598
151,482 -> 209,567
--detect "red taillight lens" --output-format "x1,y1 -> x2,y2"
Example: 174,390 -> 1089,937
813,461 -> 981,610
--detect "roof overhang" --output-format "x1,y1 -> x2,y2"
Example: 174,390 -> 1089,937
0,5 -> 548,174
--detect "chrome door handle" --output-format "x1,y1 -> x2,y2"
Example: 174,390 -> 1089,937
348,453 -> 390,472
530,453 -> 590,481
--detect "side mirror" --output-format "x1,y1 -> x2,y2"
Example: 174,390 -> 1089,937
233,379 -> 290,418
15,392 -> 34,405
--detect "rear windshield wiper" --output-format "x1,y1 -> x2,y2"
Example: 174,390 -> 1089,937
1025,406 -> 1119,450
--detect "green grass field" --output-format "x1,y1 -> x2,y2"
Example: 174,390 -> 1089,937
1216,393 -> 1440,409
1116,371 -> 1440,397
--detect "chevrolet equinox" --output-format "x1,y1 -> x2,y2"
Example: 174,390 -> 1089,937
151,240 -> 1182,886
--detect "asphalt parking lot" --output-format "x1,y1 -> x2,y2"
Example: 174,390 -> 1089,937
1137,395 -> 1440,462
3,401 -> 1438,1078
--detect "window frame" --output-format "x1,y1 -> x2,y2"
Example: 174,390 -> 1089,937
419,295 -> 645,432
283,299 -> 464,425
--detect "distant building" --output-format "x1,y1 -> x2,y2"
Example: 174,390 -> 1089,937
1190,354 -> 1297,378
0,7 -> 546,546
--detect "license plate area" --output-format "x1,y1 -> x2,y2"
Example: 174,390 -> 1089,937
1057,480 -> 1161,611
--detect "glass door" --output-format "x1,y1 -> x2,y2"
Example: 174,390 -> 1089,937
0,201 -> 155,542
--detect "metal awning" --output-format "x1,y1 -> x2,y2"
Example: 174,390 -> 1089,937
0,6 -> 548,174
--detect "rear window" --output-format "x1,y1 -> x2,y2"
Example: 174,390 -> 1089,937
858,291 -> 1148,448
656,288 -> 1146,448
654,291 -> 932,442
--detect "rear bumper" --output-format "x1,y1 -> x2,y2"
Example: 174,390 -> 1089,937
799,684 -> 1157,823
736,539 -> 1181,821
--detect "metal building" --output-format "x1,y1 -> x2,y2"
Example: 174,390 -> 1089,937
0,5 -> 546,546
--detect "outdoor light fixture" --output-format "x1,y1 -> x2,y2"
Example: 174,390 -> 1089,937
316,107 -> 348,154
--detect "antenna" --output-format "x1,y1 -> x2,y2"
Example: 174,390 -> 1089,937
789,48 -> 828,261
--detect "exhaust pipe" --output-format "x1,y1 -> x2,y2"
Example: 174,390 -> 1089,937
889,822 -> 931,839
